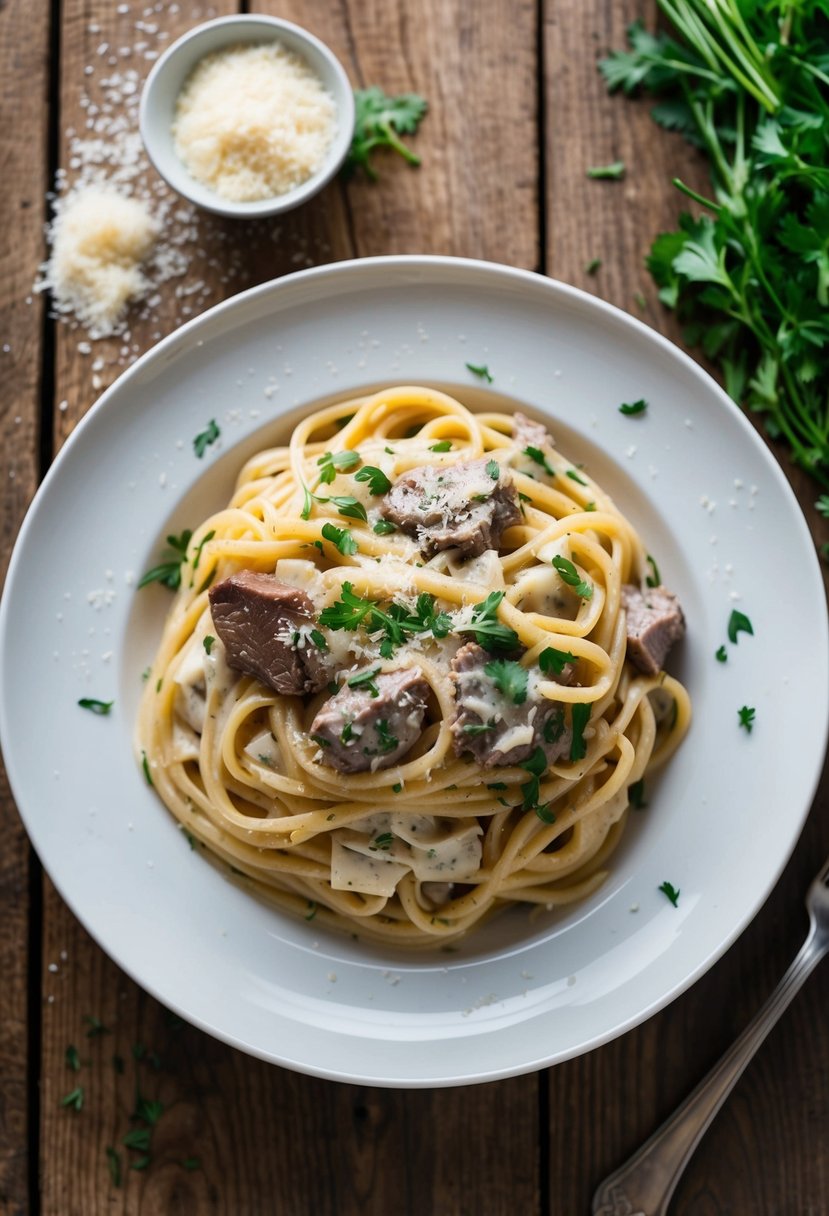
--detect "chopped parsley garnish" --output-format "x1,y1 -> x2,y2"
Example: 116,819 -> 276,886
552,555 -> 593,600
348,667 -> 382,698
321,522 -> 359,555
483,659 -> 528,705
141,750 -> 153,787
738,705 -> 756,733
585,257 -> 602,275
519,747 -> 549,816
542,708 -> 565,744
138,529 -> 192,591
373,519 -> 397,535
584,501 -> 597,511
645,554 -> 661,587
309,628 -> 328,651
462,721 -> 496,736
569,703 -> 591,761
524,445 -> 555,476
658,880 -> 680,908
728,609 -> 754,644
628,779 -> 647,809
376,720 -> 399,753
61,1086 -> 84,1111
619,398 -> 648,417
535,804 -> 556,824
203,636 -> 215,655
370,832 -> 394,851
304,901 -> 317,922
300,484 -> 314,520
587,160 -> 625,180
354,465 -> 392,495
566,468 -> 588,486
429,440 -> 453,452
346,87 -> 427,180
486,458 -> 500,480
193,419 -> 220,458
329,495 -> 368,522
539,647 -> 576,677
317,450 -> 361,484
466,362 -> 494,383
460,590 -> 519,652
189,531 -> 215,586
715,644 -> 728,663
320,583 -> 451,656
78,698 -> 113,715
392,782 -> 403,793
340,722 -> 353,745
65,1044 -> 81,1072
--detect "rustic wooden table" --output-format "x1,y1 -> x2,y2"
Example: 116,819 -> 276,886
2,1 -> 828,1213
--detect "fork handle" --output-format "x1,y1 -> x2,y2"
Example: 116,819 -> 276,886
592,924 -> 826,1216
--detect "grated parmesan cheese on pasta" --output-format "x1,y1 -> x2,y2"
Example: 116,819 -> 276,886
42,187 -> 159,338
172,42 -> 338,203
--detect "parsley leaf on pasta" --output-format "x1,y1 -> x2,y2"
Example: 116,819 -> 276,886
321,522 -> 359,555
459,591 -> 519,652
552,555 -> 593,600
569,703 -> 591,761
317,450 -> 361,484
354,466 -> 392,495
328,495 -> 368,522
483,659 -> 528,705
524,445 -> 555,476
539,647 -> 577,677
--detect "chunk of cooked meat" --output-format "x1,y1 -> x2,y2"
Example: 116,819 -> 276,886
450,642 -> 571,767
621,583 -> 686,676
208,570 -> 328,695
310,667 -> 430,773
513,411 -> 553,451
381,457 -> 520,559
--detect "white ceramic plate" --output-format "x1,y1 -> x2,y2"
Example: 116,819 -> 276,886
2,257 -> 826,1087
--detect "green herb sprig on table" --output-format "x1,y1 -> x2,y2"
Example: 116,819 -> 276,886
601,2 -> 829,487
346,88 -> 428,180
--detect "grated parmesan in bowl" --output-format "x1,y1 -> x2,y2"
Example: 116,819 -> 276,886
139,15 -> 355,218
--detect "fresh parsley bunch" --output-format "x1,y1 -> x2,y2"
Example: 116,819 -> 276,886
601,0 -> 829,486
345,87 -> 428,179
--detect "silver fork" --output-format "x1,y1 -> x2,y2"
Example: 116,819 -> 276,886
592,853 -> 829,1216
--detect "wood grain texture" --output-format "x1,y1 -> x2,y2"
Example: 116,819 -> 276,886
16,0 -> 829,1212
543,3 -> 829,1213
39,2 -> 540,1213
0,0 -> 50,1211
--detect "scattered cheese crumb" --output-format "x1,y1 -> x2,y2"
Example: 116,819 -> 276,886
39,187 -> 159,337
173,42 -> 337,203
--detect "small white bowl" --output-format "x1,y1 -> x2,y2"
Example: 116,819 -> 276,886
139,15 -> 355,218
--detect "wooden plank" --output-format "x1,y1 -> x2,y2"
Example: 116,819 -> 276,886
543,2 -> 829,1212
40,1 -> 541,1212
0,0 -> 51,1210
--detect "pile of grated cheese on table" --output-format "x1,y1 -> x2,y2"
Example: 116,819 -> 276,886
34,5 -> 330,354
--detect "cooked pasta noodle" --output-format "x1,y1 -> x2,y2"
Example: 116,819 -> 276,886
136,385 -> 690,944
